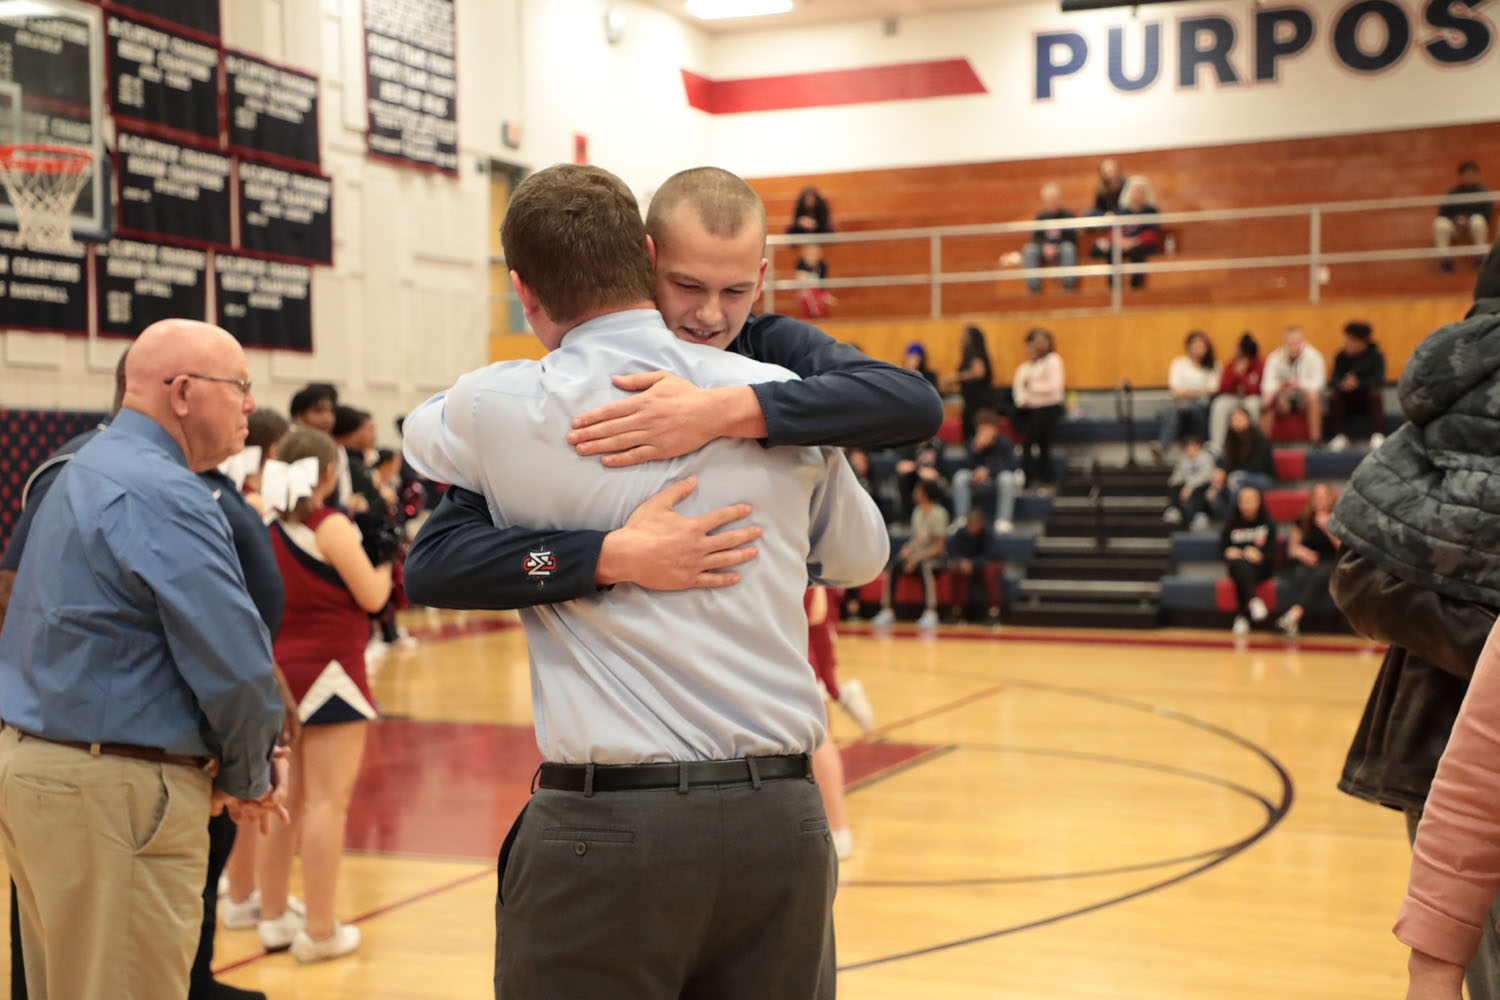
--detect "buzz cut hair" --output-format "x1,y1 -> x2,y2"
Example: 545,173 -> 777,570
646,167 -> 767,247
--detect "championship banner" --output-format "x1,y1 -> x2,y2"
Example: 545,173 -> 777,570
117,130 -> 232,246
227,52 -> 321,167
107,11 -> 220,139
215,252 -> 312,351
363,0 -> 458,174
96,238 -> 207,337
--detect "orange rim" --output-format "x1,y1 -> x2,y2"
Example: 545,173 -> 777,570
0,143 -> 92,175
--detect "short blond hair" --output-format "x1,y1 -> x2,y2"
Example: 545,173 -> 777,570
646,167 -> 767,247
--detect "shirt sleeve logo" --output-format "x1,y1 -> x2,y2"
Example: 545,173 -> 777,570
524,549 -> 557,580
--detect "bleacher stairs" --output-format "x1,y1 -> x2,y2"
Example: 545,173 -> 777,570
1006,462 -> 1172,630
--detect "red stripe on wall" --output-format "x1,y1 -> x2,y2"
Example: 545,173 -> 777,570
682,58 -> 987,115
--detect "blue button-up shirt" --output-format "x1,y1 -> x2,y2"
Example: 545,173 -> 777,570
0,409 -> 284,798
403,309 -> 889,764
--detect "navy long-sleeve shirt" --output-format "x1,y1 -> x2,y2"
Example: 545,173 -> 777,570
404,312 -> 943,611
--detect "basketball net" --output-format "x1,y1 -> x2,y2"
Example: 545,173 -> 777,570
0,144 -> 93,253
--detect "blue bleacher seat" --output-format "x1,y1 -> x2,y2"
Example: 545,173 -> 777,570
1170,531 -> 1221,564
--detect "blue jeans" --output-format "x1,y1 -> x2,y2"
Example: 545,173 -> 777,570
1023,240 -> 1078,292
1159,399 -> 1211,450
952,467 -> 1022,523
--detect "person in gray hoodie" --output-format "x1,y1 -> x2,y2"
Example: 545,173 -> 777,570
1330,234 -> 1500,1000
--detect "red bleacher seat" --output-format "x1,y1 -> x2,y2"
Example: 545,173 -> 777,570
1270,413 -> 1311,443
1214,577 -> 1278,613
1272,449 -> 1305,482
857,574 -> 885,604
895,570 -> 953,605
1263,488 -> 1308,523
936,415 -> 963,445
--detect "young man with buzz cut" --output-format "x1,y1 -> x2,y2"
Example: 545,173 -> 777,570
403,165 -> 942,610
402,163 -> 889,998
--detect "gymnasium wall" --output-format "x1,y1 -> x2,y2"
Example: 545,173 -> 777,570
705,0 -> 1499,177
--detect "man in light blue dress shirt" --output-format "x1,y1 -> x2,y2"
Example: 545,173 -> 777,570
403,164 -> 888,999
0,320 -> 288,1000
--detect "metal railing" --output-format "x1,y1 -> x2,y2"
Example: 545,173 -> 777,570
764,192 -> 1492,315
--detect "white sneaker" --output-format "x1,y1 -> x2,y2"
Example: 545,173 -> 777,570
830,828 -> 854,862
1370,432 -> 1386,449
1328,434 -> 1350,452
257,909 -> 304,952
290,921 -> 361,964
1190,513 -> 1211,531
219,889 -> 260,930
871,608 -> 895,627
1248,597 -> 1269,622
837,678 -> 876,734
1278,612 -> 1300,638
995,519 -> 1014,533
916,609 -> 940,629
1162,507 -> 1183,524
1232,615 -> 1250,636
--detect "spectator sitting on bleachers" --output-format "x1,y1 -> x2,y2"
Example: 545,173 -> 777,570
903,341 -> 940,391
1210,332 -> 1264,449
1434,161 -> 1492,272
873,480 -> 949,629
1090,177 -> 1162,289
1277,484 -> 1342,639
1261,325 -> 1327,444
846,447 -> 894,525
794,243 -> 837,319
1213,406 -> 1277,519
1022,183 -> 1079,293
1163,435 -> 1216,530
787,186 -> 833,235
1013,327 -> 1065,495
947,509 -> 1002,626
950,409 -> 1023,532
894,436 -> 949,523
1327,321 -> 1388,453
945,325 -> 995,440
1222,485 -> 1278,636
1157,330 -> 1219,460
1089,158 -> 1125,216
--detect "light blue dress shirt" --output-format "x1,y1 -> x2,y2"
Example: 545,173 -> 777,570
404,308 -> 889,764
0,409 -> 284,799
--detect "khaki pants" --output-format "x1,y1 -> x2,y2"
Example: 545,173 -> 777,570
1434,213 -> 1491,250
0,727 -> 211,1000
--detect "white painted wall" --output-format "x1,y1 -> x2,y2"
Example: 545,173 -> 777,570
706,0 -> 1500,176
0,0 -> 715,437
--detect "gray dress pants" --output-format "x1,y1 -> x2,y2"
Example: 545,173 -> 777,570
496,773 -> 837,1000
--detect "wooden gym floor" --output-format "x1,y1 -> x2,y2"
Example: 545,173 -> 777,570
0,613 -> 1416,999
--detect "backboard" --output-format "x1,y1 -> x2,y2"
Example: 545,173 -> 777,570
0,0 -> 108,242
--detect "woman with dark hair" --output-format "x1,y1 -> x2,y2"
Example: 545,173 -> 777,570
257,427 -> 393,963
902,341 -> 940,390
1221,484 -> 1277,636
1157,330 -> 1219,457
1277,483 -> 1341,638
787,186 -> 832,235
945,325 -> 994,440
1212,405 -> 1278,519
1089,158 -> 1125,216
1211,332 -> 1264,448
1012,327 -> 1066,493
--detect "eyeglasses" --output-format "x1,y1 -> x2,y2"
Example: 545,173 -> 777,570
164,374 -> 253,396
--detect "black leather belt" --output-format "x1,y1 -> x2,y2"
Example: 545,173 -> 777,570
537,753 -> 812,794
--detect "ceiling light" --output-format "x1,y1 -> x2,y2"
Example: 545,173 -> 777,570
684,0 -> 794,20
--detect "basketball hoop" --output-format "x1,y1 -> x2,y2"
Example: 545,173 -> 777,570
0,143 -> 93,253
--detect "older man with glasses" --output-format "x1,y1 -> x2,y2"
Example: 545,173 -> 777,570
0,318 -> 288,1000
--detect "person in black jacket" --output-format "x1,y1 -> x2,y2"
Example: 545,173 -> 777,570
1021,183 -> 1078,293
403,167 -> 942,613
1326,321 -> 1387,452
1433,161 -> 1492,272
1221,484 -> 1277,636
1276,483 -> 1341,639
1211,406 -> 1277,519
944,325 -> 994,440
947,508 -> 1002,624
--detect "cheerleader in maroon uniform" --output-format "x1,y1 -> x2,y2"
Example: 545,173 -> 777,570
256,428 -> 392,964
